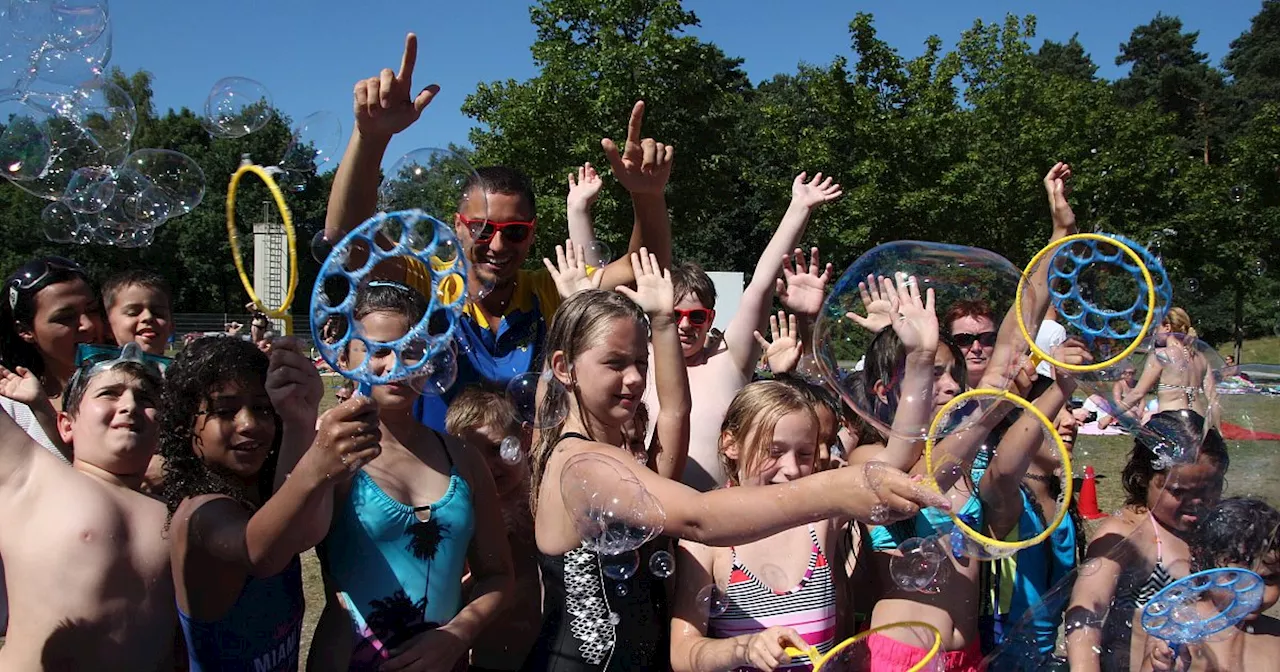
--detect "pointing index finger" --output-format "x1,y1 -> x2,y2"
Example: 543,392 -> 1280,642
625,100 -> 645,147
398,33 -> 418,82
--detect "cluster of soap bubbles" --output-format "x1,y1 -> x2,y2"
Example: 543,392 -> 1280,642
0,1 -> 208,247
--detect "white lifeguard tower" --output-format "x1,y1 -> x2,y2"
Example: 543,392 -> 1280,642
251,201 -> 289,334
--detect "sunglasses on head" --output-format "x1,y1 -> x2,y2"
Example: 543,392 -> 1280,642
456,215 -> 535,245
69,342 -> 171,391
674,308 -> 715,326
951,331 -> 997,348
7,256 -> 86,311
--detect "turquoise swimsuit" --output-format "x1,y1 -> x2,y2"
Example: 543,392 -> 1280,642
867,493 -> 985,551
318,434 -> 476,670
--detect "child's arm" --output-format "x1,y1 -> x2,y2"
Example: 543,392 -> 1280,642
566,163 -> 604,256
594,102 -> 676,290
617,250 -> 690,481
0,365 -> 68,459
670,540 -> 805,672
382,437 -> 515,670
542,241 -> 604,300
776,247 -> 832,355
263,338 -> 324,495
753,312 -> 803,376
1065,518 -> 1131,672
723,174 -> 841,379
172,398 -> 382,579
0,388 -> 52,488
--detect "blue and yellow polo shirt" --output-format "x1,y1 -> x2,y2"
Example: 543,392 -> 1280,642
412,268 -> 563,431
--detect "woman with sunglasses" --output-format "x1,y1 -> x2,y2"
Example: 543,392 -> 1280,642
0,256 -> 103,462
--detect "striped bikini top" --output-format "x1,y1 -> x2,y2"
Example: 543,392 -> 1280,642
1113,513 -> 1174,612
708,525 -> 837,671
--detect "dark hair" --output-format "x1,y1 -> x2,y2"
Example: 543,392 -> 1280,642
862,328 -> 967,426
463,166 -> 536,218
63,360 -> 163,418
100,270 -> 171,312
776,374 -> 841,420
354,281 -> 428,324
158,336 -> 281,517
1121,410 -> 1229,508
670,260 -> 717,309
0,257 -> 93,379
943,299 -> 995,334
1191,497 -> 1280,573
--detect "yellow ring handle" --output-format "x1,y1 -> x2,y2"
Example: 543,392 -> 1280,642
1016,232 -> 1156,373
924,388 -> 1073,553
226,163 -> 298,329
785,620 -> 942,672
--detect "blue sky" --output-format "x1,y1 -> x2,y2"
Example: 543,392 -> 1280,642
110,0 -> 1265,169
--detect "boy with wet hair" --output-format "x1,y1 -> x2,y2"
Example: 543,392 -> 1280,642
102,270 -> 173,356
0,347 -> 175,669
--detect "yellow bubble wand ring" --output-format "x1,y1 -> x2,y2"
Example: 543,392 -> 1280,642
1016,232 -> 1156,373
785,620 -> 942,671
226,162 -> 298,334
924,388 -> 1073,553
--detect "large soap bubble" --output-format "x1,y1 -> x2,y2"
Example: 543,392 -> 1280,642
202,76 -> 272,139
278,110 -> 342,191
48,0 -> 109,50
815,241 -> 1040,441
32,13 -> 112,87
378,147 -> 487,223
0,88 -> 52,180
117,148 -> 204,216
559,452 -> 665,555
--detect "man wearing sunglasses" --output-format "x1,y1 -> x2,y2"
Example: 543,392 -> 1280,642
945,299 -> 999,389
325,33 -> 675,430
0,345 -> 177,668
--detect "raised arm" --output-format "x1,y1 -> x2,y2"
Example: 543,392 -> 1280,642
0,385 -> 47,488
595,101 -> 675,290
324,33 -> 440,242
174,397 -> 382,578
566,163 -> 604,254
723,174 -> 841,377
617,250 -> 690,480
0,364 -> 67,460
1066,519 -> 1131,672
262,338 -> 323,493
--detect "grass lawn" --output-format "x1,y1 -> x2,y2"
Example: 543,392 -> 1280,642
1218,335 -> 1280,365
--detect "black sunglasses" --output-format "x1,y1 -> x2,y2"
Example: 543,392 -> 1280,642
6,256 -> 87,311
951,331 -> 997,348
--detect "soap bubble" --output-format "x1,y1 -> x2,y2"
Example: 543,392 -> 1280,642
118,148 -> 204,217
310,229 -> 333,264
33,17 -> 112,87
40,199 -> 73,241
1255,259 -> 1267,277
560,452 -> 665,555
279,110 -> 343,187
814,241 -> 1038,441
378,147 -> 486,223
583,240 -> 612,268
61,165 -> 112,212
202,77 -> 272,139
7,0 -> 55,42
121,183 -> 170,226
648,549 -> 674,579
499,435 -> 522,465
406,339 -> 458,397
506,369 -> 569,429
0,89 -> 50,180
890,536 -> 945,592
601,549 -> 639,581
48,0 -> 109,50
1184,278 -> 1199,294
695,584 -> 728,618
1230,186 -> 1245,203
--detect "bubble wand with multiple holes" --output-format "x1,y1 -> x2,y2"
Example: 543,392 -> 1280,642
1142,567 -> 1265,665
309,209 -> 468,396
226,157 -> 298,335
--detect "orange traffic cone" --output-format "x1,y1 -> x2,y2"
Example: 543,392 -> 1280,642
1079,465 -> 1107,520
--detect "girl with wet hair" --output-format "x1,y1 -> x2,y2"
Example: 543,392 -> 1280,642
1066,410 -> 1229,672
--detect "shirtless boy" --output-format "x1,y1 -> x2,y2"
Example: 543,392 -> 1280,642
643,173 -> 841,491
0,349 -> 174,670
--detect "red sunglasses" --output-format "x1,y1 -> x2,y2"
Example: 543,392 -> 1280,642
674,308 -> 715,326
457,215 -> 536,245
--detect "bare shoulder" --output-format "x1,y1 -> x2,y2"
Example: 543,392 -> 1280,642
846,441 -> 887,466
170,493 -> 247,541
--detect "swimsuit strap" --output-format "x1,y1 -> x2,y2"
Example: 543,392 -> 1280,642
411,428 -> 457,513
1148,512 -> 1164,563
555,431 -> 592,446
